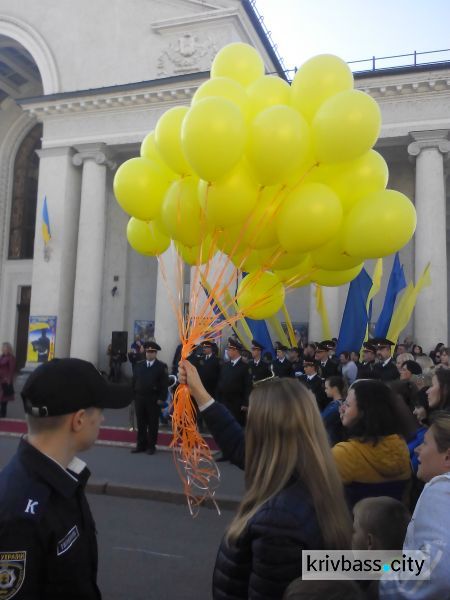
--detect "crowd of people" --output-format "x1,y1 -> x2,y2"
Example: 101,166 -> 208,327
1,334 -> 450,598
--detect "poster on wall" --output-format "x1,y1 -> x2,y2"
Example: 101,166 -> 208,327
281,322 -> 309,347
27,316 -> 57,363
133,320 -> 155,343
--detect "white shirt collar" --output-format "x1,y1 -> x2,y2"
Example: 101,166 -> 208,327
147,359 -> 155,367
231,357 -> 241,366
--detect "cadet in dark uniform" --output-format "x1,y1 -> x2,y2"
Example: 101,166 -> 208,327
299,358 -> 328,411
315,340 -> 339,380
357,342 -> 379,379
0,358 -> 132,600
248,339 -> 272,383
216,338 -> 252,425
196,341 -> 221,397
272,343 -> 294,377
373,337 -> 400,382
131,341 -> 169,454
288,346 -> 304,378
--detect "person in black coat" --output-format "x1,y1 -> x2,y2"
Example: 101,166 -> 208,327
131,341 -> 169,454
248,339 -> 272,383
299,358 -> 328,412
178,361 -> 352,600
288,346 -> 304,378
216,338 -> 252,426
357,342 -> 379,379
373,338 -> 400,382
196,340 -> 221,396
315,340 -> 339,379
272,343 -> 294,377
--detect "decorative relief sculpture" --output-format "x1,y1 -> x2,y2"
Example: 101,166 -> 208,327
157,33 -> 217,76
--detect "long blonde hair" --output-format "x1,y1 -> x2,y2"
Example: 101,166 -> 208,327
226,378 -> 351,548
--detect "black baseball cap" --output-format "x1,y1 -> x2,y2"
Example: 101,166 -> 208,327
22,358 -> 133,417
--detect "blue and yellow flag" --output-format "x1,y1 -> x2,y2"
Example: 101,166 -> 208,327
42,196 -> 51,244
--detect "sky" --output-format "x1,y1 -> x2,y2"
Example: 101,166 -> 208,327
253,0 -> 450,74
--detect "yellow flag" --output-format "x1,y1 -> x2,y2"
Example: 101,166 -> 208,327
315,284 -> 332,340
387,263 -> 431,345
363,259 -> 383,343
267,315 -> 290,348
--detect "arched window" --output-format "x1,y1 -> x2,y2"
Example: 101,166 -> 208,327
8,122 -> 42,259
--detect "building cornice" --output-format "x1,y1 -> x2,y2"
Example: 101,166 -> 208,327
355,69 -> 450,100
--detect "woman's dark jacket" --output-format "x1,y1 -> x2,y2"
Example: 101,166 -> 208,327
202,402 -> 324,600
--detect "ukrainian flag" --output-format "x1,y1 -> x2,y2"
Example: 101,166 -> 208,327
42,196 -> 51,244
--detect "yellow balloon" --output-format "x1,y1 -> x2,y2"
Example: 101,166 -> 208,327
211,42 -> 264,87
312,230 -> 364,271
155,106 -> 192,175
181,97 -> 246,182
192,77 -> 248,119
114,157 -> 170,221
344,189 -> 417,258
175,236 -> 217,266
312,90 -> 381,163
274,254 -> 315,287
276,183 -> 343,253
198,161 -> 259,227
161,177 -> 204,247
247,105 -> 312,185
327,150 -> 389,213
127,218 -> 170,256
237,272 -> 285,319
312,264 -> 364,287
240,185 -> 285,249
140,130 -> 178,182
258,246 -> 306,270
230,248 -> 262,273
291,54 -> 354,122
247,75 -> 291,117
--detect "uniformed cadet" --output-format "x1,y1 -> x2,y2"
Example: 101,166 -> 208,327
196,340 -> 221,397
357,342 -> 379,379
272,343 -> 294,378
248,339 -> 272,383
131,341 -> 169,454
373,337 -> 400,382
315,340 -> 339,379
0,358 -> 132,599
299,358 -> 328,411
216,338 -> 252,425
287,347 -> 304,378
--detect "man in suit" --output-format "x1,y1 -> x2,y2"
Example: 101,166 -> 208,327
315,340 -> 339,380
248,339 -> 272,383
357,342 -> 379,379
299,358 -> 328,411
216,337 -> 252,425
373,338 -> 400,382
272,343 -> 294,377
131,341 -> 169,455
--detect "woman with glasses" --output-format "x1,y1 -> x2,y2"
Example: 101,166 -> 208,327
178,361 -> 351,600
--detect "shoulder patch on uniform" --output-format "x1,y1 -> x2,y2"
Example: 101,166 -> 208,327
0,551 -> 26,599
57,525 -> 79,556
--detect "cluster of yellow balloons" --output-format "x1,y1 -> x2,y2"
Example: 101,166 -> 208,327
113,42 -> 417,320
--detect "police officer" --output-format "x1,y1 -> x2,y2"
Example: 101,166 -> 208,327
288,346 -> 304,378
315,341 -> 339,379
357,342 -> 379,379
373,337 -> 400,382
248,339 -> 272,383
131,341 -> 169,455
272,343 -> 294,377
216,338 -> 252,425
0,358 -> 132,599
299,358 -> 328,411
196,341 -> 221,397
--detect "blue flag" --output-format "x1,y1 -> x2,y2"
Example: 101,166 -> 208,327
374,253 -> 407,338
336,268 -> 373,355
245,318 -> 274,358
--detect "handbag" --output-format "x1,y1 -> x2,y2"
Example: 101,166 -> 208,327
1,382 -> 14,396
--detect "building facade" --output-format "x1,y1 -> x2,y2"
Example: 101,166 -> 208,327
0,0 -> 448,371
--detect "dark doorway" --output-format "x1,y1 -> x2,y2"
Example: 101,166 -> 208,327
16,286 -> 31,370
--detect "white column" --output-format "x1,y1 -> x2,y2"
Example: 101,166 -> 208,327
27,147 -> 81,364
154,243 -> 181,365
408,131 -> 450,350
70,144 -> 115,364
308,284 -> 340,342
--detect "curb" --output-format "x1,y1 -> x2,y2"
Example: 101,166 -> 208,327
87,479 -> 241,511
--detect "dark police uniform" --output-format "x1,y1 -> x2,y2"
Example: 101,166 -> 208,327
373,357 -> 400,382
0,438 -> 100,599
272,358 -> 294,378
216,357 -> 252,425
248,359 -> 272,383
357,360 -> 379,379
319,358 -> 339,380
300,373 -> 328,412
133,357 -> 169,452
196,353 -> 221,397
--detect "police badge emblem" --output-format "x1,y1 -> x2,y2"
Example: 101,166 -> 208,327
0,552 -> 26,599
